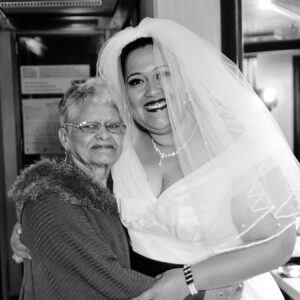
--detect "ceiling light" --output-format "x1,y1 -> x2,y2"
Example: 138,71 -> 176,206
0,1 -> 102,8
258,0 -> 273,9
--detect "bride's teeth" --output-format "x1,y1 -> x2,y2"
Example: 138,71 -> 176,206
145,101 -> 166,110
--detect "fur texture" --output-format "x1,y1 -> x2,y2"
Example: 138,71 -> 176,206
8,157 -> 118,220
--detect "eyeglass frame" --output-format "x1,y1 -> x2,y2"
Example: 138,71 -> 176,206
63,120 -> 126,134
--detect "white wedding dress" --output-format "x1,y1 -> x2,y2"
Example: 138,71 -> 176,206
112,145 -> 285,300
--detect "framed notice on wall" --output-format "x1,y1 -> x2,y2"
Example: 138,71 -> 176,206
22,98 -> 63,154
20,64 -> 90,155
20,65 -> 90,94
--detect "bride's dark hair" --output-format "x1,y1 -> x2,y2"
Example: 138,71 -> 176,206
120,37 -> 153,77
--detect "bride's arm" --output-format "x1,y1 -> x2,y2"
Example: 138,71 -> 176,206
10,222 -> 31,262
192,223 -> 295,288
132,216 -> 296,300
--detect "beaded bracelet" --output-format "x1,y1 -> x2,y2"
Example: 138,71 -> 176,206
183,264 -> 198,295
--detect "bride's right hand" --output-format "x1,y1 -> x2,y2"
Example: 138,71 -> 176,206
10,222 -> 31,263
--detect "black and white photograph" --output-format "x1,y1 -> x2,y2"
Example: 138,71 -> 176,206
1,1 -> 300,299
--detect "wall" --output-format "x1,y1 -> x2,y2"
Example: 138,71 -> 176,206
0,30 -> 23,298
139,0 -> 154,19
256,51 -> 300,149
140,0 -> 221,49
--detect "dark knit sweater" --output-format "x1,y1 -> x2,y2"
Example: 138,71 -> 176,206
8,158 -> 154,300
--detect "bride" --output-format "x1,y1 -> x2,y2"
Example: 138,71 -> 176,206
98,17 -> 300,299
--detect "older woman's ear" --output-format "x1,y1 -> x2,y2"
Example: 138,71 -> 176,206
58,127 -> 70,152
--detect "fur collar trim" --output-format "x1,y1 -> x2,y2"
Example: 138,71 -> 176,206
8,158 -> 118,219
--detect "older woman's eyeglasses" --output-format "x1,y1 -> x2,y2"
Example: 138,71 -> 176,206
64,121 -> 126,134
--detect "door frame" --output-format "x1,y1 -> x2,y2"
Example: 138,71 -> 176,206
293,56 -> 300,160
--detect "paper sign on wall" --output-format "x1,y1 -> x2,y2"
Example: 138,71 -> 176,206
20,65 -> 90,94
22,98 -> 63,154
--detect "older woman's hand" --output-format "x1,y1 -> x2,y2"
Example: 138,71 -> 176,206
10,222 -> 31,262
132,268 -> 189,300
131,269 -> 244,300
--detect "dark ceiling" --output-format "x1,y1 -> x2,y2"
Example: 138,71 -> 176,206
0,0 -> 116,16
0,0 -> 138,31
1,0 -> 300,42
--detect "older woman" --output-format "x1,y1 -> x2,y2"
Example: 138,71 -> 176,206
8,78 -> 155,300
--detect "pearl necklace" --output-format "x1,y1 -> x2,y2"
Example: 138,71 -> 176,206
151,125 -> 198,166
151,139 -> 179,166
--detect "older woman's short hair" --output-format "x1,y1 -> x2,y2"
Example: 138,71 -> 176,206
58,77 -> 117,126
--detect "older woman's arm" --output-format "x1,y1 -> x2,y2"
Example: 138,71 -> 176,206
21,191 -> 154,300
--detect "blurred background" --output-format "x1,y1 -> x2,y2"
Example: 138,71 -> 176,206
1,0 -> 300,299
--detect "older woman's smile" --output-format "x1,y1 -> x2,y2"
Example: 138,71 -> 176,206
91,143 -> 115,150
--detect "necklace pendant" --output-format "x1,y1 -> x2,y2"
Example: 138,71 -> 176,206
151,138 -> 179,167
